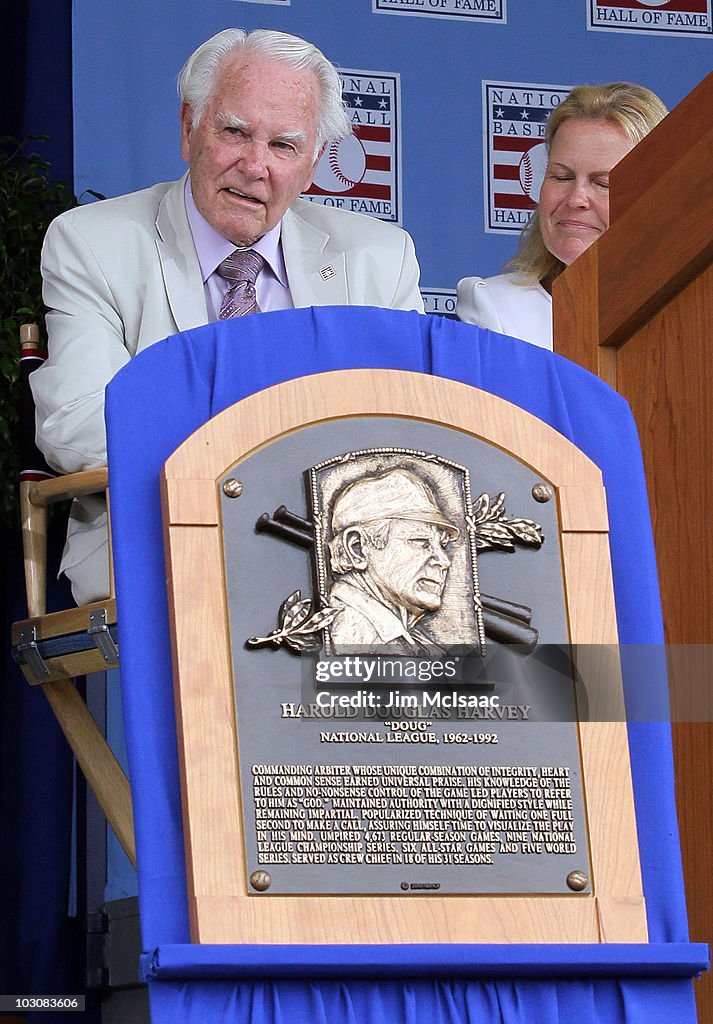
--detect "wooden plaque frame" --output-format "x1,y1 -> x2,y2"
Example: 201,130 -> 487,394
161,369 -> 647,945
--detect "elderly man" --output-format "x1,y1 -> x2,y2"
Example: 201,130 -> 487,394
327,469 -> 458,652
31,27 -> 424,604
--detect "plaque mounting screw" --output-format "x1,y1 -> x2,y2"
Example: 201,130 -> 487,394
223,478 -> 243,498
250,870 -> 271,892
532,482 -> 554,503
566,870 -> 588,892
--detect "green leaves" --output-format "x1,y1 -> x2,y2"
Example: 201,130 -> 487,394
0,137 -> 76,527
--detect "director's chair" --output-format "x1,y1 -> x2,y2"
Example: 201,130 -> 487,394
10,324 -> 135,866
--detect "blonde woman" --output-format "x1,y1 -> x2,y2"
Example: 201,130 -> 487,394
457,83 -> 667,349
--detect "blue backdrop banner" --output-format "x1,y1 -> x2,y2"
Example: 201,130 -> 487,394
70,0 -> 712,307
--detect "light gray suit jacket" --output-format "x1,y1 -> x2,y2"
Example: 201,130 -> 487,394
32,174 -> 424,601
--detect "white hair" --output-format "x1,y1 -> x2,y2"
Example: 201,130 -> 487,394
177,28 -> 351,156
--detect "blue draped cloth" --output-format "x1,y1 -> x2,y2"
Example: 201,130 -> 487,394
105,306 -> 707,1023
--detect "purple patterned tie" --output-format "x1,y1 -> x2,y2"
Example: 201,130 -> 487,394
217,249 -> 264,318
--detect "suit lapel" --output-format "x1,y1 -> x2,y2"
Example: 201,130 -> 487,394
282,205 -> 349,307
155,175 -> 208,332
154,189 -> 351,323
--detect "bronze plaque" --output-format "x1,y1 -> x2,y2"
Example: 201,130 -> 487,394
222,417 -> 591,897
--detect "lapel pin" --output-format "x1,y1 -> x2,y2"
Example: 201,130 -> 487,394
320,265 -> 336,281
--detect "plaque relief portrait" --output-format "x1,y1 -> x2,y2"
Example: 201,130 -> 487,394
246,445 -> 544,658
308,450 -> 486,656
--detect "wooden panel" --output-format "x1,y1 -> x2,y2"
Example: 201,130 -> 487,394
595,897 -> 648,944
553,73 -> 713,1017
614,266 -> 713,1012
615,266 -> 713,643
163,370 -> 646,946
560,529 -> 643,935
598,132 -> 713,350
558,486 -> 609,533
163,478 -> 219,526
164,371 -> 603,489
552,248 -> 600,379
163,520 -> 244,901
580,721 -> 645,935
192,894 -> 599,946
560,532 -> 618,645
610,71 -> 713,222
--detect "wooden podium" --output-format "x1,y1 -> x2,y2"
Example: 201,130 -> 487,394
553,71 -> 713,1021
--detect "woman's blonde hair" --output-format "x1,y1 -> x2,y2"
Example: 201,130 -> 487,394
507,82 -> 668,287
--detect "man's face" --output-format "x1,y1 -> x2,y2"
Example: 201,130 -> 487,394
365,520 -> 452,617
180,54 -> 323,245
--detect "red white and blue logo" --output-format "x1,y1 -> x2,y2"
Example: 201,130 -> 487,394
373,0 -> 505,23
588,0 -> 712,36
303,70 -> 401,223
483,81 -> 570,235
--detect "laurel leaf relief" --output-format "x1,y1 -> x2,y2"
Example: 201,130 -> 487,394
246,591 -> 342,652
467,493 -> 544,553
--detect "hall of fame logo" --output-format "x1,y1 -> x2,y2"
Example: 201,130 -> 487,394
588,0 -> 712,36
373,0 -> 505,23
483,81 -> 570,235
421,288 -> 458,319
303,70 -> 401,223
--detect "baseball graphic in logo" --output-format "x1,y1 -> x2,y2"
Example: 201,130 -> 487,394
518,143 -> 548,204
313,135 -> 368,193
635,1 -> 670,5
483,81 -> 570,234
303,69 -> 401,222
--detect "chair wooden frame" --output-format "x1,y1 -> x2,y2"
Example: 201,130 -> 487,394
11,324 -> 136,866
